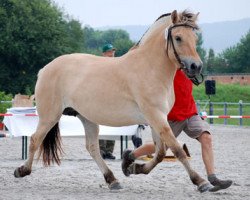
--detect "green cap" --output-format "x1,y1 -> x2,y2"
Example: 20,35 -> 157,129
102,43 -> 116,53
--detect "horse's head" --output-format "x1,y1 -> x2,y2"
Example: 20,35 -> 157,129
165,10 -> 202,79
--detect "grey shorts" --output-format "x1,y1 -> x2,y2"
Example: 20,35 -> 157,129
169,115 -> 210,139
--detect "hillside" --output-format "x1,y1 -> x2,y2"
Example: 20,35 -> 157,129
97,18 -> 250,53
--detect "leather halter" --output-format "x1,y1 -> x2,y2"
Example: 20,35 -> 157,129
166,23 -> 204,85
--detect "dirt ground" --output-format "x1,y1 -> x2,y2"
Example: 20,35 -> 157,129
0,124 -> 250,200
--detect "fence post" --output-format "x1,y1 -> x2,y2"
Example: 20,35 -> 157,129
224,102 -> 227,125
239,100 -> 243,126
196,101 -> 200,114
209,102 -> 213,124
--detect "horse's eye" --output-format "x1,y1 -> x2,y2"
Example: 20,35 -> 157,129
175,36 -> 182,42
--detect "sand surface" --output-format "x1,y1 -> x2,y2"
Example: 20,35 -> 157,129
0,125 -> 250,200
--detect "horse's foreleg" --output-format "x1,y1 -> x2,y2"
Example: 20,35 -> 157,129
14,120 -> 56,177
149,112 -> 210,191
127,127 -> 166,175
159,124 -> 211,192
132,109 -> 209,191
77,115 -> 122,190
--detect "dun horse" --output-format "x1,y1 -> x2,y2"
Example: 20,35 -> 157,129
14,10 -> 210,192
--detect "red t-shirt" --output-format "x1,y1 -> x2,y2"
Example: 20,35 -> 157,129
167,70 -> 198,121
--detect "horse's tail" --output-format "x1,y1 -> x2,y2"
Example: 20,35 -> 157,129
38,123 -> 63,166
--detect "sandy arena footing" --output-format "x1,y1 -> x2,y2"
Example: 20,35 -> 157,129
0,125 -> 250,200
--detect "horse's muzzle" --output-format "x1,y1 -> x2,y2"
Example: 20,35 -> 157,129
181,57 -> 203,78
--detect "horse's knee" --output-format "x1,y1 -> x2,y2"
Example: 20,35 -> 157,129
160,126 -> 176,145
160,126 -> 172,135
85,143 -> 91,153
86,143 -> 100,159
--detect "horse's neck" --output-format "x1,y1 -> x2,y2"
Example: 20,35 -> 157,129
133,32 -> 177,87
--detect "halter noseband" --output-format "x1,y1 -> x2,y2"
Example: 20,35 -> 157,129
166,23 -> 204,85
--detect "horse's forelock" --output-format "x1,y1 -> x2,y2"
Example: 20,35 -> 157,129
178,10 -> 199,29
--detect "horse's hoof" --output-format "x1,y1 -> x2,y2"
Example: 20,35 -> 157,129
197,181 -> 213,193
109,181 -> 122,190
121,149 -> 134,177
14,166 -> 31,178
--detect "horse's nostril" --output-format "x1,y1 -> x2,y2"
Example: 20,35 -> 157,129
190,63 -> 197,70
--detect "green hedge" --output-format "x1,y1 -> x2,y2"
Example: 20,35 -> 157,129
0,92 -> 13,121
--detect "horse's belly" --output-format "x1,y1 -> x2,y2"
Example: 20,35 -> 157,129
73,99 -> 146,126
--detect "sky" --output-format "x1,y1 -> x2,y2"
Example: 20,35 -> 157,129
52,0 -> 250,27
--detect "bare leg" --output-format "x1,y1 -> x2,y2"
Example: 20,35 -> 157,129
133,143 -> 156,157
77,115 -> 122,190
198,132 -> 214,175
198,132 -> 233,192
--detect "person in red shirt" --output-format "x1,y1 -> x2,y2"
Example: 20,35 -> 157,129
122,70 -> 232,192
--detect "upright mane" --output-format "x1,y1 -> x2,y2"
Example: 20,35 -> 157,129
137,13 -> 171,45
137,10 -> 199,46
178,10 -> 199,29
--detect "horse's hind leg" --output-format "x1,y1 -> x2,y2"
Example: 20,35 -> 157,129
77,115 -> 122,190
14,119 -> 59,177
127,127 -> 166,175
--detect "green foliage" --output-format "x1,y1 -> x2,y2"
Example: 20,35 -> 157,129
82,27 -> 134,56
0,91 -> 12,121
206,30 -> 250,74
206,49 -> 215,73
196,33 -> 206,63
0,0 -> 84,94
193,83 -> 250,102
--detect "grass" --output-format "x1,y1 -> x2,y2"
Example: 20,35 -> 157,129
193,83 -> 250,126
193,83 -> 250,102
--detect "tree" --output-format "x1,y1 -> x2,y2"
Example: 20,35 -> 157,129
233,30 -> 250,73
211,30 -> 250,74
206,49 -> 215,74
0,0 -> 84,94
102,29 -> 134,56
82,27 -> 134,56
196,33 -> 206,63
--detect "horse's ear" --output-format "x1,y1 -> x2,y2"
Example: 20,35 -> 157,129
193,12 -> 200,22
171,10 -> 179,24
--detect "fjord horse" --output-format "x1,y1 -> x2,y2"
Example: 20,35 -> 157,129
14,10 -> 209,191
